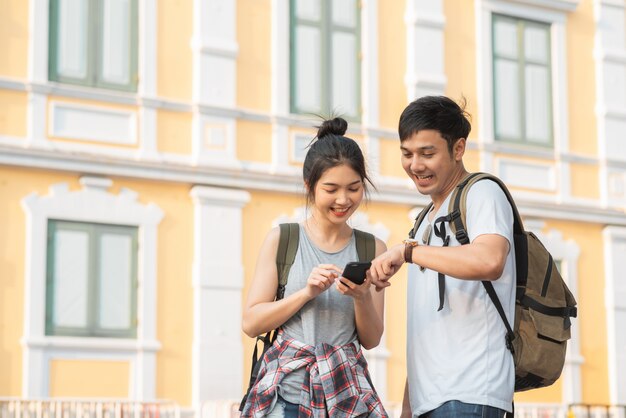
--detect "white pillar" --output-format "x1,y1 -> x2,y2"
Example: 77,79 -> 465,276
404,0 -> 447,101
190,186 -> 250,406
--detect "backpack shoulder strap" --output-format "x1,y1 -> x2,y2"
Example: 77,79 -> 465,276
409,203 -> 433,239
276,223 -> 300,300
354,229 -> 376,262
447,172 -> 524,245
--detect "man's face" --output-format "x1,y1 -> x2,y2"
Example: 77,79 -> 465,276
400,129 -> 466,202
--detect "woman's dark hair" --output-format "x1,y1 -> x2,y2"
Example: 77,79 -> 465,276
303,117 -> 374,205
398,95 -> 472,154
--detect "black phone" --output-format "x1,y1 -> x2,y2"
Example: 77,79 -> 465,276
341,261 -> 372,285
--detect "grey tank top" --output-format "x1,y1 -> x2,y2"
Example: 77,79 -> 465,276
278,226 -> 360,403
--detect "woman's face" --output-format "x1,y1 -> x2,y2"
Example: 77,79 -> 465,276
310,164 -> 364,226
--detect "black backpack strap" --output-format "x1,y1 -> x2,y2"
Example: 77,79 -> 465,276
409,203 -> 433,239
276,223 -> 300,300
448,174 -> 518,354
483,281 -> 516,355
354,229 -> 376,262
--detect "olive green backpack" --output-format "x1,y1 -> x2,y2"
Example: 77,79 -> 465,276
409,172 -> 578,392
239,223 -> 375,410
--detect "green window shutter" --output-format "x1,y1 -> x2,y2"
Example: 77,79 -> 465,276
291,0 -> 324,115
46,220 -> 138,338
330,0 -> 360,121
48,0 -> 138,92
96,0 -> 139,92
290,0 -> 361,120
492,15 -> 552,146
48,0 -> 92,86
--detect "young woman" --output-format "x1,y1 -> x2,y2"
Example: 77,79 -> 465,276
241,118 -> 388,417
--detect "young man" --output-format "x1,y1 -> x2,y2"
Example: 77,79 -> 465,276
369,96 -> 515,418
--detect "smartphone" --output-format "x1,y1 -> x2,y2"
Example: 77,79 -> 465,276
341,261 -> 372,285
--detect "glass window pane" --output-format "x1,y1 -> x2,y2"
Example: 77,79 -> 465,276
56,0 -> 89,79
332,0 -> 357,28
525,25 -> 549,64
295,0 -> 320,20
294,25 -> 322,112
332,32 -> 358,118
100,0 -> 131,85
525,65 -> 551,144
493,17 -> 518,59
52,229 -> 89,328
98,232 -> 134,330
494,59 -> 522,140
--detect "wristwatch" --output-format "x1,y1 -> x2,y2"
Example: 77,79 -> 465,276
403,239 -> 419,263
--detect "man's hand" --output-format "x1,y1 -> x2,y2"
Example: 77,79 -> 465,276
368,243 -> 405,289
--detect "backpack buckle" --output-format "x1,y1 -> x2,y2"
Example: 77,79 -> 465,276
455,228 -> 468,243
505,332 -> 515,355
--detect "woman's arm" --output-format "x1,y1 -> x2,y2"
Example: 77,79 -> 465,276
337,237 -> 387,349
242,227 -> 339,337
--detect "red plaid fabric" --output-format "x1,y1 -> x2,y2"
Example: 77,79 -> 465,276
241,333 -> 389,418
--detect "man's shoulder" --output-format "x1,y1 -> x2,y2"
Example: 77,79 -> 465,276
465,177 -> 509,202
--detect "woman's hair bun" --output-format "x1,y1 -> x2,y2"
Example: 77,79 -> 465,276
316,117 -> 348,139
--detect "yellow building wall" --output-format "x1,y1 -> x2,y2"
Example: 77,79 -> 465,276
444,0 -> 480,137
112,178 -> 194,406
379,138 -> 406,179
0,168 -> 194,404
237,0 -> 272,111
0,90 -> 27,137
237,120 -> 273,163
379,0 -> 407,129
49,360 -> 130,397
570,162 -> 601,200
157,110 -> 193,155
0,0 -> 29,79
157,0 -> 192,101
567,0 -> 598,157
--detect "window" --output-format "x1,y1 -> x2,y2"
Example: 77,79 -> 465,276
290,0 -> 361,120
46,220 -> 138,338
48,0 -> 138,92
492,14 -> 553,146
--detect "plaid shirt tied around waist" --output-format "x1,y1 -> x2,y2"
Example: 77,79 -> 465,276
241,332 -> 389,418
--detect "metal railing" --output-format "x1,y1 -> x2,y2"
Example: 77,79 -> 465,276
568,404 -> 626,418
0,399 -> 180,418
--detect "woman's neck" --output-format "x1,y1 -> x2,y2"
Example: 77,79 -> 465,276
304,216 -> 352,250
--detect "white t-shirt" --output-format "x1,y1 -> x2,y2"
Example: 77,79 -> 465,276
407,180 -> 516,416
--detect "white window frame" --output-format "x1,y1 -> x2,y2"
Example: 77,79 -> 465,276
20,176 -> 163,399
476,0 -> 573,155
27,0 -> 158,156
271,0 -> 379,172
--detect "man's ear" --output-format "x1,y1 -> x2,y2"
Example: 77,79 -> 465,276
453,138 -> 466,161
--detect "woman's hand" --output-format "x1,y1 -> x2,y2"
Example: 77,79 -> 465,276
304,264 -> 341,299
335,275 -> 372,301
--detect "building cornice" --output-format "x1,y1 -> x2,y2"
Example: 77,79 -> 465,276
1,145 -> 624,226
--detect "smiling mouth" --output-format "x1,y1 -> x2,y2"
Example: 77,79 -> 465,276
331,207 -> 351,215
415,175 -> 433,180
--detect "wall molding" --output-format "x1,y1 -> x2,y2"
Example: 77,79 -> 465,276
3,143 -> 626,226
